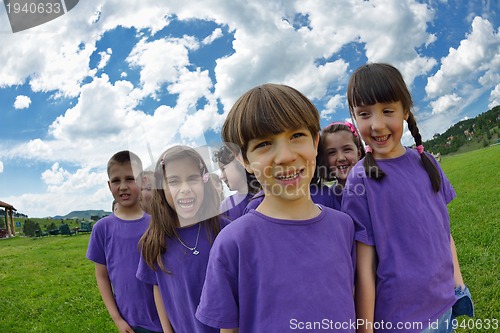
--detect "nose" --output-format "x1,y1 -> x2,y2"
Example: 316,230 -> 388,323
179,181 -> 192,193
337,151 -> 346,162
273,142 -> 296,165
371,113 -> 385,131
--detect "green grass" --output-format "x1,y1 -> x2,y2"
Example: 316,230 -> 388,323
441,145 -> 500,330
0,235 -> 115,332
0,146 -> 498,332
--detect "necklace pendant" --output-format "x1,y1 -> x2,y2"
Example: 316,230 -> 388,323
192,249 -> 200,255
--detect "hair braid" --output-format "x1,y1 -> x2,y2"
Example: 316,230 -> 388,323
363,149 -> 386,180
407,112 -> 441,192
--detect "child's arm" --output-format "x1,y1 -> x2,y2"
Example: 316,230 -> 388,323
355,242 -> 376,333
95,263 -> 134,333
153,285 -> 174,333
221,329 -> 239,333
450,235 -> 465,289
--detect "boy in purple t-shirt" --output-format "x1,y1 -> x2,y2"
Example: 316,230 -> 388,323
196,84 -> 357,332
86,150 -> 162,333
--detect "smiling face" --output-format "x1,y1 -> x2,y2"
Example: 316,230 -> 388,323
353,101 -> 408,159
324,130 -> 362,183
108,161 -> 141,210
244,128 -> 319,204
163,157 -> 205,227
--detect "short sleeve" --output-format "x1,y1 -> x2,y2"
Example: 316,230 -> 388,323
86,220 -> 106,265
341,171 -> 374,246
136,254 -> 158,286
196,234 -> 239,329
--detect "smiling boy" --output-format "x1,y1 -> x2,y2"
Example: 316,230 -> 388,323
196,84 -> 357,333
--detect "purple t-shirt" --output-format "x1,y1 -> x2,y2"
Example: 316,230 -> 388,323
86,213 -> 162,332
196,207 -> 357,332
341,148 -> 457,333
244,184 -> 341,214
220,192 -> 253,220
136,217 -> 230,333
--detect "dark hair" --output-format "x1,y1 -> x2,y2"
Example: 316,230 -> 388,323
139,145 -> 222,272
347,63 -> 441,192
107,150 -> 143,178
221,83 -> 320,161
212,145 -> 261,195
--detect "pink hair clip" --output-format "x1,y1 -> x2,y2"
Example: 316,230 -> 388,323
202,172 -> 210,183
365,145 -> 373,154
327,121 -> 359,137
416,145 -> 424,154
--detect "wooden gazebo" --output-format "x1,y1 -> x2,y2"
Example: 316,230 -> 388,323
0,200 -> 16,237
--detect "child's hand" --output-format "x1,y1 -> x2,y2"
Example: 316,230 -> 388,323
115,318 -> 135,333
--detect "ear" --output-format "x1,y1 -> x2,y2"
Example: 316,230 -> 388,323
235,153 -> 254,174
404,110 -> 409,121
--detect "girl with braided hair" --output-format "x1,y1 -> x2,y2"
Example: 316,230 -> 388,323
342,63 -> 473,333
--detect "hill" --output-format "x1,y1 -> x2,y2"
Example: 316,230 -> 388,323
423,105 -> 500,155
52,210 -> 111,220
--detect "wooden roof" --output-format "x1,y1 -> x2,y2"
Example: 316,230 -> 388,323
0,200 -> 17,211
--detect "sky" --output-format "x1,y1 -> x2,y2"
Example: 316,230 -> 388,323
0,0 -> 498,218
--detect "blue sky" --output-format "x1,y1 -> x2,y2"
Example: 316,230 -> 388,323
0,0 -> 498,217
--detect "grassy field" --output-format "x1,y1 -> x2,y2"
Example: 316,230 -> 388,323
0,145 -> 498,332
441,144 -> 500,330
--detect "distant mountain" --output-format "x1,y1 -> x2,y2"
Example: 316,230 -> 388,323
423,105 -> 500,155
52,210 -> 111,220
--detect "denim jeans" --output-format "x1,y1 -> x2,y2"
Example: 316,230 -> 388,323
421,308 -> 453,333
420,285 -> 474,333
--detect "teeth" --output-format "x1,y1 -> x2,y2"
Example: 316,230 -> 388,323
178,199 -> 195,208
276,172 -> 300,180
374,135 -> 389,142
337,166 -> 349,170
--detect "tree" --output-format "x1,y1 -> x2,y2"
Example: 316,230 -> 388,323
23,219 -> 41,237
46,222 -> 57,231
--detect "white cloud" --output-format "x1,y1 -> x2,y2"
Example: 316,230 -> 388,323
430,94 -> 462,115
0,161 -> 3,173
489,84 -> 500,109
426,16 -> 500,98
126,36 -> 197,98
4,166 -> 110,217
320,94 -> 344,120
48,75 -> 136,140
41,163 -> 71,186
14,95 -> 31,109
202,28 -> 223,45
97,48 -> 112,69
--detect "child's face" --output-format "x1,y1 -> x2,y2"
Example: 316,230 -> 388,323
140,175 -> 154,213
108,162 -> 141,210
163,157 -> 205,227
324,130 -> 361,182
219,160 -> 246,193
353,101 -> 408,159
244,128 -> 318,202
